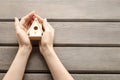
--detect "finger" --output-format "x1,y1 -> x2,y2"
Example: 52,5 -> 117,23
14,17 -> 20,31
44,18 -> 54,30
34,14 -> 44,23
44,18 -> 47,22
46,19 -> 53,29
42,18 -> 50,31
20,11 -> 35,25
22,11 -> 35,21
42,19 -> 46,31
28,18 -> 34,26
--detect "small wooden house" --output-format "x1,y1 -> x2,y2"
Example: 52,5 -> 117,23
27,18 -> 43,40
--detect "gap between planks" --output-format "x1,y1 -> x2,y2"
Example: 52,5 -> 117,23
1,19 -> 120,22
2,43 -> 120,47
2,70 -> 120,74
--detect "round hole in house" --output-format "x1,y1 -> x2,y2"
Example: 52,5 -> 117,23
34,26 -> 38,30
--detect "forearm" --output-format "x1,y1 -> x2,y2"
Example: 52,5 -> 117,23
42,46 -> 74,80
3,46 -> 31,80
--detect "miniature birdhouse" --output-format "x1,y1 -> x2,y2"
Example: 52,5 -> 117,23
27,18 -> 43,40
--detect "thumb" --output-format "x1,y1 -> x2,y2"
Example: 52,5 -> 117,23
14,17 -> 20,31
42,18 -> 49,31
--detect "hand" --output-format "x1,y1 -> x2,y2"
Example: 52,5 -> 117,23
14,12 -> 35,50
34,14 -> 55,56
40,19 -> 55,53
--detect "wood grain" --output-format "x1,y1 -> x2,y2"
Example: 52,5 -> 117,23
1,0 -> 120,79
1,22 -> 120,45
0,0 -> 120,19
1,73 -> 120,80
1,47 -> 120,73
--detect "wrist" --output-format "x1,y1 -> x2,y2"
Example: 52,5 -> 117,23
40,44 -> 53,52
40,45 -> 55,57
19,45 -> 32,53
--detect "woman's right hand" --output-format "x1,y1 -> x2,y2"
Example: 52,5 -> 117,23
34,14 -> 74,80
34,14 -> 55,56
40,19 -> 55,56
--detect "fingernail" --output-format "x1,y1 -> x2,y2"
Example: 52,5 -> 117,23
14,17 -> 17,21
44,18 -> 47,22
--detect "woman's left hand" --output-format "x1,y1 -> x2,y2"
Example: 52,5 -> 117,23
14,11 -> 35,50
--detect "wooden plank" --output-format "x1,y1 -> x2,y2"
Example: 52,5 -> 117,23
0,0 -> 120,19
1,74 -> 120,80
1,22 -> 120,45
1,47 -> 120,72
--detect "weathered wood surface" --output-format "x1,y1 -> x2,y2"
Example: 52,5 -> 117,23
0,0 -> 120,19
1,22 -> 120,45
1,0 -> 120,79
1,74 -> 120,80
1,47 -> 120,73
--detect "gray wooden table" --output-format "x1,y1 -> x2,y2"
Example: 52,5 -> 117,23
1,0 -> 120,80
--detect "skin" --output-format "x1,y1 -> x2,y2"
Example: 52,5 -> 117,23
2,12 -> 74,80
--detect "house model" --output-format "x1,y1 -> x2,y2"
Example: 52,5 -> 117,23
27,18 -> 43,40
